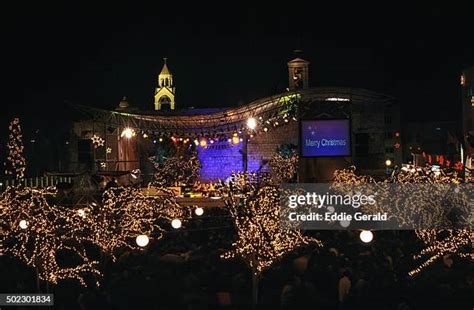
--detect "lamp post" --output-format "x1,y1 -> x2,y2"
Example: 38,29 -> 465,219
136,235 -> 149,247
359,230 -> 374,243
120,127 -> 135,171
242,117 -> 257,172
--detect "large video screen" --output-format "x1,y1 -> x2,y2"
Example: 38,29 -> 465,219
300,119 -> 351,157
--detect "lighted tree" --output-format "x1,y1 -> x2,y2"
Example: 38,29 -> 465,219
332,165 -> 473,276
410,229 -> 472,276
85,187 -> 190,259
0,185 -> 191,286
389,166 -> 472,275
0,187 -> 101,286
269,144 -> 298,184
149,150 -> 201,187
4,118 -> 26,181
220,172 -> 322,306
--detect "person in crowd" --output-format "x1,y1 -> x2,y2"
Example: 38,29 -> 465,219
338,269 -> 352,309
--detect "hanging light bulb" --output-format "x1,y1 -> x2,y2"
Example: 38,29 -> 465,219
121,128 -> 135,139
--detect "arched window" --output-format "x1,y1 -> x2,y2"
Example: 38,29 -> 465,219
159,95 -> 171,110
165,78 -> 169,87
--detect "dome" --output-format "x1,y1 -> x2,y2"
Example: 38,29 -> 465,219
119,96 -> 129,109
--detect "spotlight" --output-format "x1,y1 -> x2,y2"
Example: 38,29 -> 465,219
247,117 -> 257,130
121,128 -> 135,139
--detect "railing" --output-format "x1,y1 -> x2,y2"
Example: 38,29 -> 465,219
0,176 -> 73,191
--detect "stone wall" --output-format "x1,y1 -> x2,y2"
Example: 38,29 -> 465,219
247,121 -> 299,172
197,141 -> 244,181
198,121 -> 299,181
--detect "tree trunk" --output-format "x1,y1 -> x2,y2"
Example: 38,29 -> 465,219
35,265 -> 41,293
252,267 -> 259,309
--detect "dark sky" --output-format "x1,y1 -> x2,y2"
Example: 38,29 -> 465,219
2,2 -> 473,135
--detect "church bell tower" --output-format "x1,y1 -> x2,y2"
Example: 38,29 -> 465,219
287,51 -> 310,90
154,58 -> 176,110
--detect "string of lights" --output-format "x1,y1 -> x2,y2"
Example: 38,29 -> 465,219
149,151 -> 201,187
333,165 -> 473,276
76,92 -> 300,141
86,94 -> 299,154
0,186 -> 101,286
268,148 -> 299,184
0,185 -> 191,286
85,187 -> 191,258
4,118 -> 26,181
219,172 -> 322,275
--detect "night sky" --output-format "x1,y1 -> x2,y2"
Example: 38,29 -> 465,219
2,3 -> 473,136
